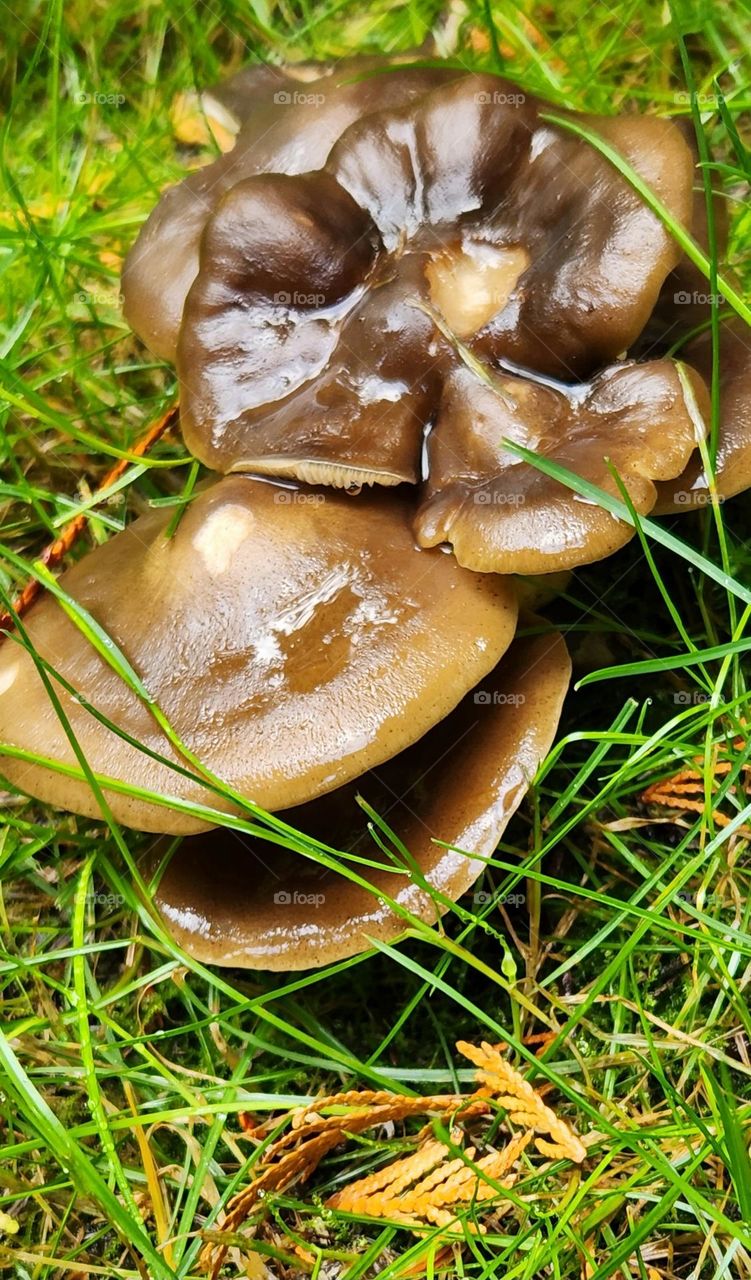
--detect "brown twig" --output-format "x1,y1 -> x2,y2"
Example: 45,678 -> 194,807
0,401 -> 179,635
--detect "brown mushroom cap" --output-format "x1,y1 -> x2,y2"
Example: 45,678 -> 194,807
329,92 -> 693,374
639,118 -> 729,355
150,626 -> 570,970
468,110 -> 693,375
122,59 -> 458,361
176,73 -> 694,483
414,358 -> 710,575
654,320 -> 751,512
0,477 -> 517,834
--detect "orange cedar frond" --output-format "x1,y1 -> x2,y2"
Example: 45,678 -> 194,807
290,1088 -> 414,1120
329,1139 -> 450,1214
399,1150 -> 477,1219
475,1131 -> 534,1194
641,737 -> 751,836
203,1038 -> 585,1278
328,1130 -> 533,1228
457,1040 -> 586,1163
273,1096 -> 490,1157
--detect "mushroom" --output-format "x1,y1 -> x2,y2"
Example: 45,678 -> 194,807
149,625 -> 570,970
655,319 -> 751,511
176,71 -> 695,484
639,118 -> 730,355
414,357 -> 710,574
0,476 -> 517,834
13,56 -> 724,968
123,57 -> 458,361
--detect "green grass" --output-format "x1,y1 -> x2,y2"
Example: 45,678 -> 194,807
1,0 -> 751,1276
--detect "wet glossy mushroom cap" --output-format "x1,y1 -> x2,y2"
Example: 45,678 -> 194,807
639,118 -> 729,354
149,626 -> 570,970
655,319 -> 751,511
177,73 -> 694,483
178,169 -> 390,487
0,477 -> 517,834
330,87 -> 693,373
414,358 -> 710,575
467,110 -> 693,376
123,59 -> 457,361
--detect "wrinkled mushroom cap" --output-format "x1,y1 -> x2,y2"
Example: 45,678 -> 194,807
123,58 -> 457,361
0,477 -> 517,833
150,626 -> 570,969
414,357 -> 710,574
654,319 -> 751,511
176,73 -> 694,485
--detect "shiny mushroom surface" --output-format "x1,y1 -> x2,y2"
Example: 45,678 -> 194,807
0,477 -> 517,834
123,57 -> 458,361
639,118 -> 730,354
414,358 -> 710,574
150,626 -> 571,970
175,72 -> 694,483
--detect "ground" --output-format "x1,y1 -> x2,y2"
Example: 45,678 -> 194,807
1,0 -> 751,1277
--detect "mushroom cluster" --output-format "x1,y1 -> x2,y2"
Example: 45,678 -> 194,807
1,56 -> 749,969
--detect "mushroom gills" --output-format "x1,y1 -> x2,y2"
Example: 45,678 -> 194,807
229,459 -> 412,488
